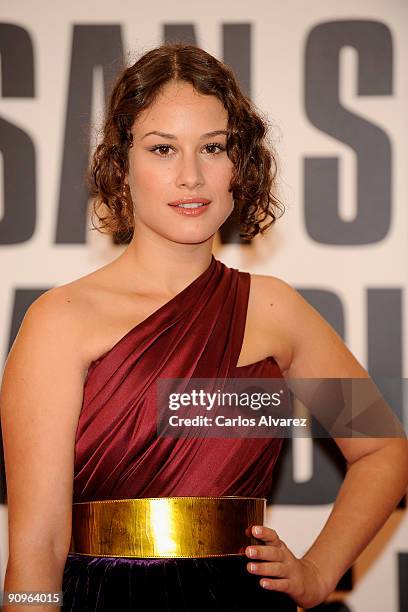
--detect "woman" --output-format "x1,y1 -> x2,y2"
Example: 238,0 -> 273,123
1,42 -> 407,611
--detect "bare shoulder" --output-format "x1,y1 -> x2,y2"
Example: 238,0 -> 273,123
249,272 -> 297,304
24,282 -> 87,330
249,272 -> 310,328
249,272 -> 368,378
249,272 -> 301,337
18,262 -> 119,368
13,282 -> 91,374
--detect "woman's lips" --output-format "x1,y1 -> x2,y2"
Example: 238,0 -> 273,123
168,203 -> 211,216
168,197 -> 211,205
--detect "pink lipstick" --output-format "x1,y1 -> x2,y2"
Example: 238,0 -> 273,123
168,197 -> 211,216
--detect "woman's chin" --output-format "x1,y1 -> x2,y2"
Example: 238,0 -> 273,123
159,224 -> 220,245
168,232 -> 216,246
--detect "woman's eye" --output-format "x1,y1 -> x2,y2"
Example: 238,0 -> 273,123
150,145 -> 173,156
204,143 -> 226,154
149,143 -> 226,157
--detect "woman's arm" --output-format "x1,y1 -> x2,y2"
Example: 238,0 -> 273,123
0,290 -> 87,611
300,438 -> 408,597
245,277 -> 408,607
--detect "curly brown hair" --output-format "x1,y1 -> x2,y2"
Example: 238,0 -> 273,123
89,41 -> 285,243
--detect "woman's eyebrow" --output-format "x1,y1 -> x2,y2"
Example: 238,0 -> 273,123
141,129 -> 228,140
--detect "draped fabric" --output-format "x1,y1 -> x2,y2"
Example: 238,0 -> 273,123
62,255 -> 296,611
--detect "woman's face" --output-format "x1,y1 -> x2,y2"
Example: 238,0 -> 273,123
127,80 -> 234,246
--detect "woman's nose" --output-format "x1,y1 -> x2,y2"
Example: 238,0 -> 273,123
176,154 -> 205,189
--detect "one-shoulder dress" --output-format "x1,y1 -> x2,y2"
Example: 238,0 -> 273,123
61,255 -> 297,611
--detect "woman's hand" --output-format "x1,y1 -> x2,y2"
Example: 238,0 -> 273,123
245,525 -> 330,608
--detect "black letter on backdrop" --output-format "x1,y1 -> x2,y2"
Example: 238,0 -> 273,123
367,288 -> 405,509
0,24 -> 36,244
398,553 -> 408,612
304,20 -> 392,244
368,289 -> 403,422
56,25 -> 123,243
164,23 -> 196,44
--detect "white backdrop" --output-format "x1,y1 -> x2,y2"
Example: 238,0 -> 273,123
0,1 -> 407,610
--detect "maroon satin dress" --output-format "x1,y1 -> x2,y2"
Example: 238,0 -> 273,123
62,255 -> 297,611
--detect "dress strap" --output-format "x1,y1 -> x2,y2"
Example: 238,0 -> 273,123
230,269 -> 251,371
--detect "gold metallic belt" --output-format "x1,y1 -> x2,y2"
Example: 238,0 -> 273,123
69,496 -> 265,558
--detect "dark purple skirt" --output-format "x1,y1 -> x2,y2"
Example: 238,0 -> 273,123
62,553 -> 297,611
